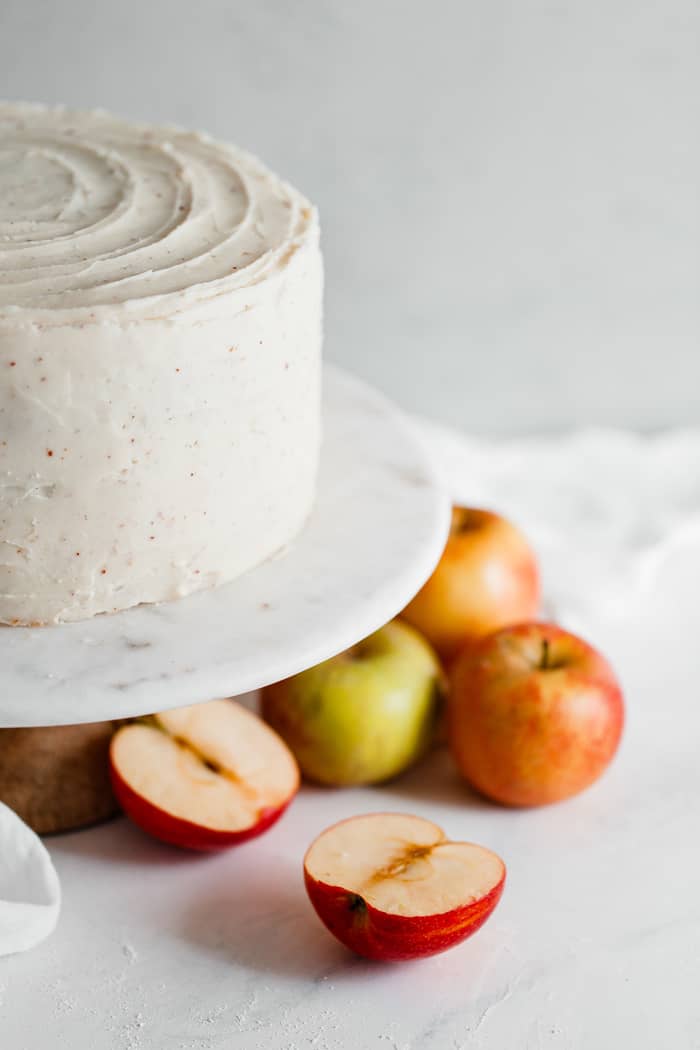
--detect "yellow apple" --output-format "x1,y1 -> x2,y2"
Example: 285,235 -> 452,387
260,620 -> 444,786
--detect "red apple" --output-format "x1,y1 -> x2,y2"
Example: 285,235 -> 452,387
110,699 -> 299,850
449,622 -> 624,806
303,812 -> 505,961
402,506 -> 540,661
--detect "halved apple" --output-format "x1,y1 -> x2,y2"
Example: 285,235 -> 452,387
304,812 -> 505,960
110,699 -> 299,851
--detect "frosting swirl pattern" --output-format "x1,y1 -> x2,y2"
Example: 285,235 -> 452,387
0,103 -> 313,313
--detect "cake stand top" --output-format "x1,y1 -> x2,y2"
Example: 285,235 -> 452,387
0,366 -> 450,727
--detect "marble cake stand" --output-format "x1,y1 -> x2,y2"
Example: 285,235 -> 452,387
0,365 -> 450,728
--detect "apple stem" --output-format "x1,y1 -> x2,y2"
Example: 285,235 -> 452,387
540,639 -> 550,670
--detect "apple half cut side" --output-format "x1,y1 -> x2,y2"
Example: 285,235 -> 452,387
110,699 -> 299,851
303,812 -> 505,961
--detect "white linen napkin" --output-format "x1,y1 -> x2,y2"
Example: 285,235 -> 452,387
416,421 -> 700,633
0,801 -> 60,956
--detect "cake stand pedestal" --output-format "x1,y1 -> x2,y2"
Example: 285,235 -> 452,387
0,365 -> 450,729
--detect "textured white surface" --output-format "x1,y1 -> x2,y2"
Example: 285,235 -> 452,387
0,367 -> 450,727
0,103 -> 322,624
2,423 -> 699,1046
0,802 -> 60,957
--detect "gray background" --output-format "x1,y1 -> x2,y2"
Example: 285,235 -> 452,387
1,0 -> 698,433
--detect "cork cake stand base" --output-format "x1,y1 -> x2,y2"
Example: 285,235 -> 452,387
0,723 -> 120,834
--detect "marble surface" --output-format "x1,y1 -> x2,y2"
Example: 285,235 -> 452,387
0,366 -> 450,728
2,424 -> 699,1048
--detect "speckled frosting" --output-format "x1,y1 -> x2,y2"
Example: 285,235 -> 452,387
0,104 -> 322,624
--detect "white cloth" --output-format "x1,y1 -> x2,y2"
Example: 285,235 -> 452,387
417,421 -> 700,632
0,801 -> 60,956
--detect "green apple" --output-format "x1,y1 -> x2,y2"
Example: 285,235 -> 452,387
260,620 -> 445,786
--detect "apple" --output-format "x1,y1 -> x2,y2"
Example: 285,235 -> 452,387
303,812 -> 505,961
401,506 -> 540,661
448,622 -> 624,806
261,620 -> 444,786
110,699 -> 299,850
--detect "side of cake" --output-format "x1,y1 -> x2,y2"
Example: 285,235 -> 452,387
0,104 -> 322,624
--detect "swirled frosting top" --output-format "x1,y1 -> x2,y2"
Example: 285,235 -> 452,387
0,103 -> 315,316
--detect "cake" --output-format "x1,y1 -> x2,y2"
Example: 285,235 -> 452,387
0,103 -> 322,625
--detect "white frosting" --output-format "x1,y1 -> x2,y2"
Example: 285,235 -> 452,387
0,104 -> 322,624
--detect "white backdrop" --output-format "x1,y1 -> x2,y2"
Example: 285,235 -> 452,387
1,0 -> 698,433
